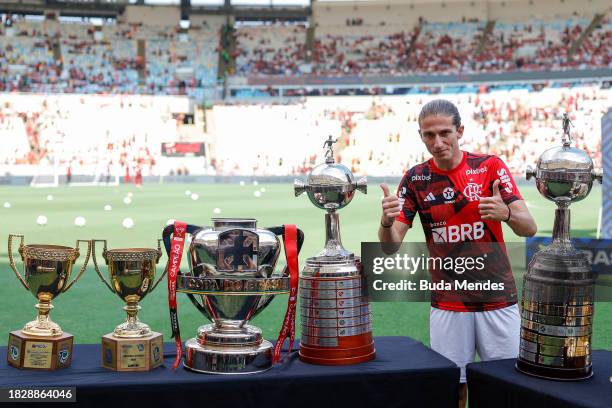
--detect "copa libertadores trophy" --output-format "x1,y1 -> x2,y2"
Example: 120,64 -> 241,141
92,240 -> 165,371
7,235 -> 91,370
294,136 -> 375,365
162,219 -> 303,374
517,114 -> 603,380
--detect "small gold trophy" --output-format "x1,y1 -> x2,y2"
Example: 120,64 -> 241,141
92,240 -> 165,371
7,235 -> 91,370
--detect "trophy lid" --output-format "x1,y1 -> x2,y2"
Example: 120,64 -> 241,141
527,113 -> 601,204
295,136 -> 366,211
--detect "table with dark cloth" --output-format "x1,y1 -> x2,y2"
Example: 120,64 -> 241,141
467,350 -> 612,408
1,336 -> 459,408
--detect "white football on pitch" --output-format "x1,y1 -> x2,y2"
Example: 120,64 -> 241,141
47,195 -> 54,201
254,191 -> 261,198
104,204 -> 112,211
213,207 -> 221,214
3,202 -> 10,208
36,215 -> 48,226
191,193 -> 199,201
185,190 -> 191,196
74,216 -> 86,227
122,217 -> 134,229
123,197 -> 132,205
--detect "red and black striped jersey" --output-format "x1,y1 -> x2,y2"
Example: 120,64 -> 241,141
396,151 -> 522,312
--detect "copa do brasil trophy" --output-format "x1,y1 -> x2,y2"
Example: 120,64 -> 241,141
162,218 -> 303,374
7,235 -> 91,370
518,114 -> 603,380
294,136 -> 375,365
92,240 -> 165,371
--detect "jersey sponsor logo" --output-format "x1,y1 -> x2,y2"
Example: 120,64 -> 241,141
424,192 -> 436,202
463,182 -> 482,202
431,221 -> 485,243
399,187 -> 406,206
465,166 -> 487,175
497,168 -> 514,193
442,187 -> 455,200
411,174 -> 431,181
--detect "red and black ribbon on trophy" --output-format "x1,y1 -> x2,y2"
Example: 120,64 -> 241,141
166,221 -> 187,370
163,221 -> 303,370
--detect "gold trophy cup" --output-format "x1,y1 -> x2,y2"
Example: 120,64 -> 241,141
7,234 -> 91,370
92,240 -> 165,371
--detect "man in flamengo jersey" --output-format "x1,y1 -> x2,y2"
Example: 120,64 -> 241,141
378,99 -> 537,408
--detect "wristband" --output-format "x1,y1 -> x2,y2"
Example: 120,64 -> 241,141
503,206 -> 512,223
381,221 -> 393,228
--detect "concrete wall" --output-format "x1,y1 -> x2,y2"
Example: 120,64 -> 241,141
120,5 -> 181,27
313,0 -> 611,27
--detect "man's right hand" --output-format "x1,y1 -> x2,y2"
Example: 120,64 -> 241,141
380,183 -> 401,226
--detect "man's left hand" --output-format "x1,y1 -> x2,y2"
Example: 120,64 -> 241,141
478,179 -> 510,221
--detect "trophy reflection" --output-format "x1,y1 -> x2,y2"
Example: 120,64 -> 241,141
7,234 -> 91,370
92,240 -> 165,371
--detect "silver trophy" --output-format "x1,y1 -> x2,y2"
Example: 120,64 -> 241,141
518,114 -> 603,380
294,136 -> 375,365
162,219 -> 302,374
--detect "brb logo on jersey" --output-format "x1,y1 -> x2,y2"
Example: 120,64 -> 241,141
431,221 -> 485,243
463,182 -> 482,202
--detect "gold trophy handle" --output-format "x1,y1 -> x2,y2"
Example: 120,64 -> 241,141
91,239 -> 114,293
63,239 -> 92,292
150,239 -> 167,292
8,234 -> 29,290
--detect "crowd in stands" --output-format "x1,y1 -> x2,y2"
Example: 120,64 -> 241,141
210,84 -> 607,177
235,23 -> 308,76
0,17 -> 218,99
1,15 -> 610,90
235,16 -> 612,77
0,85 -> 607,177
0,93 -> 184,178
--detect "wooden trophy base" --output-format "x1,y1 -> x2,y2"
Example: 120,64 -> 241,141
7,330 -> 74,370
101,332 -> 163,371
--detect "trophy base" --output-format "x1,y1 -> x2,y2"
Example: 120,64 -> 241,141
7,330 -> 73,370
299,334 -> 376,365
184,337 -> 273,374
101,332 -> 163,371
515,359 -> 593,381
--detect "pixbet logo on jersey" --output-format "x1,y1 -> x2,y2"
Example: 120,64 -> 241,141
431,221 -> 485,243
465,166 -> 487,175
411,174 -> 431,181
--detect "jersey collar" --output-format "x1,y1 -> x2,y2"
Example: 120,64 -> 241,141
429,151 -> 467,175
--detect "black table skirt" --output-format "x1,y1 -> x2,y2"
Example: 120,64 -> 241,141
1,336 -> 459,408
467,350 -> 612,408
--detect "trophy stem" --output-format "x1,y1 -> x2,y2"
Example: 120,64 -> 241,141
114,302 -> 151,338
22,300 -> 63,337
319,211 -> 352,258
551,205 -> 571,247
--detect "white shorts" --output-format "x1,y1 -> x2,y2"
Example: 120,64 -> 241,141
429,304 -> 520,383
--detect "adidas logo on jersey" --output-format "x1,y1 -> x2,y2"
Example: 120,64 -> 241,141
424,192 -> 436,202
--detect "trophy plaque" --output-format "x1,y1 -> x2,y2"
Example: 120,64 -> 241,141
162,219 -> 303,374
517,114 -> 603,380
92,240 -> 165,371
7,235 -> 91,370
294,136 -> 375,365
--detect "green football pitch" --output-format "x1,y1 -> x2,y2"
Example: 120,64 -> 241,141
0,183 -> 609,350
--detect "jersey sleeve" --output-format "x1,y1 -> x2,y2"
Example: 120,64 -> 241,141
492,156 -> 523,205
396,171 -> 418,226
